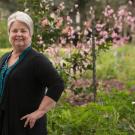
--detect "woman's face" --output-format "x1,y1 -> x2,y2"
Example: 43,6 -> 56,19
9,21 -> 32,51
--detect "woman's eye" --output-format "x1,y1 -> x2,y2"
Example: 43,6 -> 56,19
12,30 -> 18,33
21,30 -> 26,33
11,29 -> 27,33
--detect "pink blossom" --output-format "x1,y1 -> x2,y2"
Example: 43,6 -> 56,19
75,4 -> 79,8
96,24 -> 105,31
60,37 -> 66,45
112,37 -> 127,45
59,2 -> 65,10
106,5 -> 111,9
84,21 -> 91,28
118,9 -> 125,16
117,8 -> 128,17
108,9 -> 114,15
37,40 -> 44,45
37,35 -> 44,45
66,16 -> 73,24
50,12 -> 56,19
103,5 -> 114,17
99,31 -> 108,38
128,11 -> 132,16
128,0 -> 133,5
114,24 -> 122,32
111,31 -> 118,38
55,17 -> 63,28
126,16 -> 135,25
98,38 -> 105,45
62,26 -> 74,36
113,14 -> 117,20
84,29 -> 89,36
41,18 -> 49,27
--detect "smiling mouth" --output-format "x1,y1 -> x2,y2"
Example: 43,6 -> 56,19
15,39 -> 24,41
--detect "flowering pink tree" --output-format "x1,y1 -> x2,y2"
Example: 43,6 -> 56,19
17,0 -> 135,48
17,0 -> 135,101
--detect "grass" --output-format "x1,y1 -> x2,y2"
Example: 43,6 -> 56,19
96,44 -> 135,88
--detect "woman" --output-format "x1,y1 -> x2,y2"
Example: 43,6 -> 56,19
0,11 -> 64,135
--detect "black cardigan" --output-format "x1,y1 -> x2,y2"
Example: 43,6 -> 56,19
0,48 -> 64,135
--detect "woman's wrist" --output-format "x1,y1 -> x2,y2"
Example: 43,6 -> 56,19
37,109 -> 46,116
38,96 -> 56,114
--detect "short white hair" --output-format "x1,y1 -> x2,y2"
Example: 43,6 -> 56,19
8,11 -> 33,36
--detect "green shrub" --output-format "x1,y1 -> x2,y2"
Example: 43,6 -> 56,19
48,90 -> 135,135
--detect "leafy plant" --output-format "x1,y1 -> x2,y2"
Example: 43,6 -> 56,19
48,90 -> 135,135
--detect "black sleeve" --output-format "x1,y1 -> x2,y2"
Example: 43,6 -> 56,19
34,53 -> 64,102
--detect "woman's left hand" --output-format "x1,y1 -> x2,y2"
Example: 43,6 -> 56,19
20,110 -> 45,128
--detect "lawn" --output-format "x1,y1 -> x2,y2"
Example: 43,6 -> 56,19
96,44 -> 135,90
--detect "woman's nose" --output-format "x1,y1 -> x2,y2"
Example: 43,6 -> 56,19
16,31 -> 22,36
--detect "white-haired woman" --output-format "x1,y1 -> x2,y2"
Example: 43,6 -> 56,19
0,11 -> 64,135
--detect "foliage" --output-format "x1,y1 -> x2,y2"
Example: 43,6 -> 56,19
5,0 -> 135,102
16,0 -> 135,49
17,0 -> 68,51
16,0 -> 135,78
48,90 -> 135,134
0,20 -> 10,48
1,45 -> 135,134
45,46 -> 92,87
0,48 -> 11,57
96,45 -> 135,85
